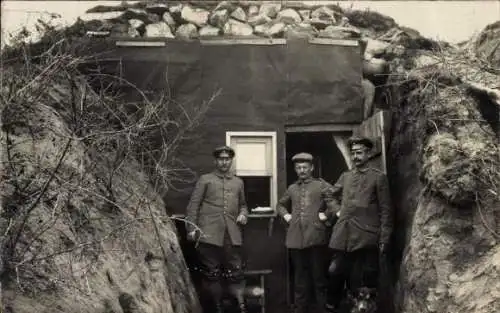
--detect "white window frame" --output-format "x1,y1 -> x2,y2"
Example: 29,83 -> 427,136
226,131 -> 278,216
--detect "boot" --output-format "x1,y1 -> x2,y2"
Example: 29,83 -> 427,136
215,302 -> 224,313
325,303 -> 338,313
238,302 -> 247,313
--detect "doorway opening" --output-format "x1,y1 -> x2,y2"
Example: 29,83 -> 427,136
284,131 -> 350,308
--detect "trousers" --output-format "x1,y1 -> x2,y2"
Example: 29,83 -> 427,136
196,232 -> 245,307
327,248 -> 379,308
290,245 -> 329,313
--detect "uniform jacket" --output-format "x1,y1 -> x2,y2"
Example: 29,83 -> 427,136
328,167 -> 393,252
277,178 -> 335,249
186,171 -> 248,247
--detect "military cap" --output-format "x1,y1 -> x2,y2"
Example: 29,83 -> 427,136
291,152 -> 314,163
348,136 -> 374,150
213,145 -> 235,158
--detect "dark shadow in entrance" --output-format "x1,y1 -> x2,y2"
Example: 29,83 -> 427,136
285,131 -> 349,310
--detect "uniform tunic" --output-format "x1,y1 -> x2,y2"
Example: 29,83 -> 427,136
186,171 -> 248,247
328,167 -> 393,252
277,178 -> 335,249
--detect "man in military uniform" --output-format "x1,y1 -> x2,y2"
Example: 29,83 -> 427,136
277,153 -> 335,313
186,146 -> 248,313
326,137 -> 393,312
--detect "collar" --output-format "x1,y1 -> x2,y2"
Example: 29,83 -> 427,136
297,177 -> 314,185
353,166 -> 370,173
213,170 -> 234,179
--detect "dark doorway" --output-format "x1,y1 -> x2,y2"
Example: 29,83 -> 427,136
284,131 -> 349,308
286,132 -> 348,185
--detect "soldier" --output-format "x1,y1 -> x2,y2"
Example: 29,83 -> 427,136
325,137 -> 393,313
277,153 -> 335,313
186,146 -> 248,313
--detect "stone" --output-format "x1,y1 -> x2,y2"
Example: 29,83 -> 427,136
145,3 -> 169,15
162,12 -> 176,30
311,6 -> 337,24
128,19 -> 144,29
214,1 -> 237,12
146,13 -> 161,24
79,11 -> 124,22
255,22 -> 286,38
120,9 -> 153,23
230,7 -> 247,22
145,22 -> 174,38
209,9 -> 229,28
175,23 -> 198,39
223,18 -> 253,36
318,26 -> 361,39
127,26 -> 140,38
277,8 -> 302,25
284,23 -> 317,39
309,18 -> 332,30
199,25 -> 221,37
248,14 -> 272,27
168,3 -> 184,24
363,38 -> 390,57
259,3 -> 282,18
248,5 -> 259,17
181,5 -> 209,27
298,9 -> 311,21
363,57 -> 389,77
169,3 -> 183,15
339,16 -> 350,27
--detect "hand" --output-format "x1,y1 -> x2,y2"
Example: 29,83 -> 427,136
379,243 -> 388,255
187,230 -> 199,242
283,214 -> 292,223
236,214 -> 248,225
318,212 -> 327,221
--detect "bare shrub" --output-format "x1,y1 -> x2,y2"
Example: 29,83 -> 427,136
1,20 -> 212,312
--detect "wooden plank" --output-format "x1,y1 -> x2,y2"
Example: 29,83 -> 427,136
200,38 -> 286,45
309,38 -> 359,47
354,110 -> 392,173
116,40 -> 166,47
112,37 -> 358,47
285,124 -> 357,133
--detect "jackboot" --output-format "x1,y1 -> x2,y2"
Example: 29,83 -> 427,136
215,302 -> 224,313
238,302 -> 247,313
325,303 -> 338,313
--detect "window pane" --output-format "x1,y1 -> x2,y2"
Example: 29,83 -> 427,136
234,142 -> 269,173
241,176 -> 271,213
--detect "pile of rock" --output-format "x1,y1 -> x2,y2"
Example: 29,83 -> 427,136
82,2 -> 351,40
79,1 -> 442,119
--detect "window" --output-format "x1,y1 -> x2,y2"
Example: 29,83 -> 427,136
226,132 -> 277,216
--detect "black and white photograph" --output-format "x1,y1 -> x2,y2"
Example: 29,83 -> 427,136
0,1 -> 499,313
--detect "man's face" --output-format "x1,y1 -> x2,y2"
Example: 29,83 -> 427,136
351,144 -> 370,167
215,151 -> 233,173
294,162 -> 313,180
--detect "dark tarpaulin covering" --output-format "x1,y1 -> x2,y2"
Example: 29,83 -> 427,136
201,43 -> 287,130
285,39 -> 363,125
101,40 -> 202,110
99,38 -> 363,125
